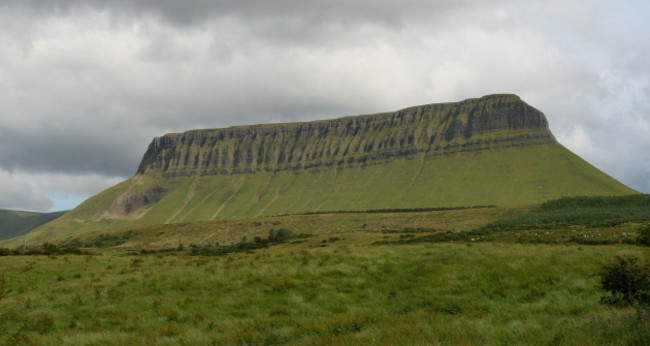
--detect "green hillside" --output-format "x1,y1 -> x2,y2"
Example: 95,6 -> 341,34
0,209 -> 67,241
0,94 -> 635,247
2,144 -> 633,248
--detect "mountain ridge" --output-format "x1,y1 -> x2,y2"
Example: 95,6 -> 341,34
0,94 -> 635,247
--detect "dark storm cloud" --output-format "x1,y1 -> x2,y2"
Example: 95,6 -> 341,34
1,0 -> 462,26
0,126 -> 142,177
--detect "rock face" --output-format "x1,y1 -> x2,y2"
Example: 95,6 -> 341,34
137,94 -> 555,177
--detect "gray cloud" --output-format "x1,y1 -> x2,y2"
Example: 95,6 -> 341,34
0,0 -> 648,212
0,169 -> 52,211
1,0 -> 465,26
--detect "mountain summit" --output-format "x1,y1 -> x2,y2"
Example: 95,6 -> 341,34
3,94 -> 634,246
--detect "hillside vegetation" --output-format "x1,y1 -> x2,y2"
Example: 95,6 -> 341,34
483,194 -> 650,231
53,205 -> 527,249
45,195 -> 647,251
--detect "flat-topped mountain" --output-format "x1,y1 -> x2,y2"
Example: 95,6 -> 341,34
137,94 -> 554,176
2,94 -> 635,247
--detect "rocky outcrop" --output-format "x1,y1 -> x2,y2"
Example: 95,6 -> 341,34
137,94 -> 555,177
101,187 -> 168,218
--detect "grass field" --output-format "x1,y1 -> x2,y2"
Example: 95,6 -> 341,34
1,238 -> 648,345
2,196 -> 648,344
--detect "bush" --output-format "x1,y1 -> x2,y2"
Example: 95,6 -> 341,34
0,248 -> 19,256
268,228 -> 293,242
42,242 -> 59,254
638,224 -> 650,246
598,255 -> 650,305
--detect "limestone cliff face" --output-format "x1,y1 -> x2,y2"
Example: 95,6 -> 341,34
137,94 -> 555,177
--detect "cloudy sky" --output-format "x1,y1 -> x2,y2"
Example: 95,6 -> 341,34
1,1 -> 648,212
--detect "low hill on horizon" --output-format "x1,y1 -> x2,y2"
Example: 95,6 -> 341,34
0,209 -> 67,241
1,94 -> 635,247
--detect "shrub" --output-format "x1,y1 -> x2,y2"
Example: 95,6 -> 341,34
42,242 -> 59,254
268,228 -> 293,242
0,248 -> 19,256
598,255 -> 650,305
638,224 -> 650,246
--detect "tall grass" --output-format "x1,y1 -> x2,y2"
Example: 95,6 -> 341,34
0,240 -> 646,344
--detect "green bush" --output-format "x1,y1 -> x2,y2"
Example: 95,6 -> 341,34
268,228 -> 293,242
42,242 -> 59,254
0,248 -> 19,256
638,224 -> 650,246
598,255 -> 650,305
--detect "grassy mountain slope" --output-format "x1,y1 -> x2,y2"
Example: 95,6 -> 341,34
0,209 -> 67,241
3,144 -> 633,248
0,94 -> 635,247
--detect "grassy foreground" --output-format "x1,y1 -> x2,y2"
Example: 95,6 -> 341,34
1,238 -> 648,345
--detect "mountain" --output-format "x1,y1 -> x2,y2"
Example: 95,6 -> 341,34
0,209 -> 67,241
1,94 -> 635,247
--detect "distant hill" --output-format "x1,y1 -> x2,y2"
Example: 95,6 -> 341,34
1,94 -> 635,247
0,209 -> 67,241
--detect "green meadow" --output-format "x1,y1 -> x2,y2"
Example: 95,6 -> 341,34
1,197 -> 649,345
1,241 -> 647,345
